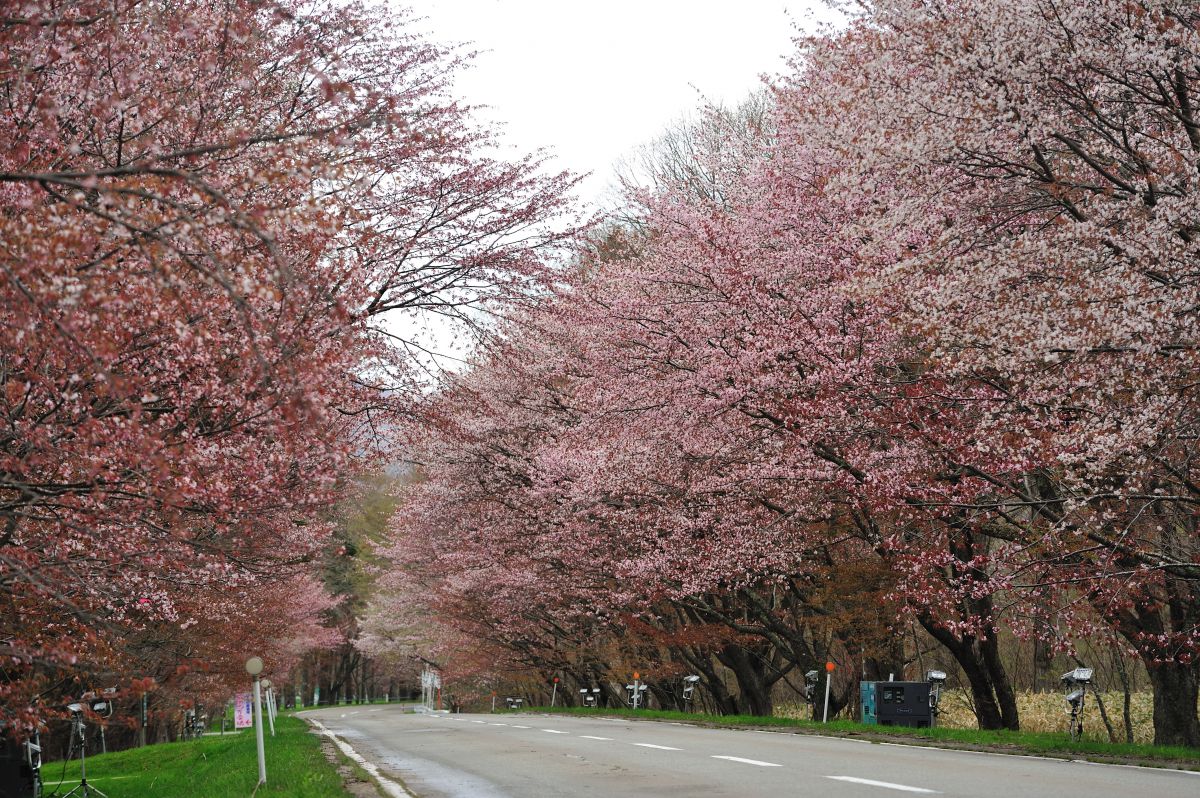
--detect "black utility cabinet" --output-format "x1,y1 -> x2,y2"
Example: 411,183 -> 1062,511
860,681 -> 933,728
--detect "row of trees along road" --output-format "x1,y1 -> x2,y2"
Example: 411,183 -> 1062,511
364,0 -> 1200,748
0,0 -> 579,738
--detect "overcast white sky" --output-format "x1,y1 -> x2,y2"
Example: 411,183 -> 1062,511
403,0 -> 834,209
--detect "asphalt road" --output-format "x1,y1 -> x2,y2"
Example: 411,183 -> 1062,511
300,706 -> 1199,797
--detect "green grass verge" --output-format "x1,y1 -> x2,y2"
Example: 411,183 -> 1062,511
532,706 -> 1200,767
40,714 -> 350,798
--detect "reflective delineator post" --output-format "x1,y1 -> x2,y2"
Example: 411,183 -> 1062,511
246,657 -> 267,786
822,661 -> 835,723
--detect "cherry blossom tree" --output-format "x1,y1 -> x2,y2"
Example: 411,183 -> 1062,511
362,0 -> 1200,745
0,0 -> 578,732
784,0 -> 1200,746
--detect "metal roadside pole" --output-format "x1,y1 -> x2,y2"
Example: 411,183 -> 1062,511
822,661 -> 835,723
139,693 -> 148,747
262,678 -> 276,737
627,672 -> 648,709
246,657 -> 267,787
550,676 -> 559,707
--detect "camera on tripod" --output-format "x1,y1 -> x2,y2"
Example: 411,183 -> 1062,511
1060,666 -> 1093,741
69,686 -> 115,720
63,689 -> 118,798
803,670 -> 819,704
1060,667 -> 1093,687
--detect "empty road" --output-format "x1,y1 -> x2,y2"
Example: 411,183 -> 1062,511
301,706 -> 1199,797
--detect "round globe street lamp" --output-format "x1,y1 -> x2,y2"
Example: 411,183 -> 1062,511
245,657 -> 267,785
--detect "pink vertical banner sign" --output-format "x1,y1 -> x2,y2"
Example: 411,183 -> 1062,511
234,693 -> 253,729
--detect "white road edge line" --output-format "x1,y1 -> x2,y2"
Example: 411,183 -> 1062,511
712,755 -> 781,767
827,776 -> 938,794
878,742 -> 1200,775
309,719 -> 413,798
634,743 -> 682,750
580,735 -> 612,741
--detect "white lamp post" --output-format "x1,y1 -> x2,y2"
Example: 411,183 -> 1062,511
245,657 -> 267,786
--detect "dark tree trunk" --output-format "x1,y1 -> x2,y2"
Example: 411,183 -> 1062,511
677,649 -> 738,714
648,683 -> 673,710
917,527 -> 1020,730
699,661 -> 739,715
1108,583 -> 1200,747
919,615 -> 1018,730
979,624 -> 1020,729
1145,660 -> 1200,748
597,682 -> 617,709
717,644 -> 773,716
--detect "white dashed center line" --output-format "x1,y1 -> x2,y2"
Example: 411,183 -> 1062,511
489,722 -> 508,726
712,755 -> 781,767
827,776 -> 938,793
511,725 -> 530,729
579,735 -> 612,741
542,729 -> 568,734
634,743 -> 681,750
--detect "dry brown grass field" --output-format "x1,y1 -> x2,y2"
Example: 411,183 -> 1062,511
777,690 -> 1155,743
916,689 -> 1153,744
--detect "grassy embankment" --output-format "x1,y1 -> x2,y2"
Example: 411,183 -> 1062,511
39,714 -> 355,798
534,703 -> 1200,769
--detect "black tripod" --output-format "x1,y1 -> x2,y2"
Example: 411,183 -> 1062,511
62,710 -> 107,798
1065,686 -> 1087,742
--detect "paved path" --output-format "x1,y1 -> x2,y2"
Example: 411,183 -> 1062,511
300,706 -> 1199,797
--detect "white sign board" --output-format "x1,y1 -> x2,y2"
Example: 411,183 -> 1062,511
234,692 -> 253,729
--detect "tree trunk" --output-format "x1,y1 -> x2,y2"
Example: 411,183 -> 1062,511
980,626 -> 1020,730
1109,592 -> 1200,747
698,662 -> 739,715
717,645 -> 773,716
919,616 -> 1018,730
1113,652 -> 1134,744
1145,659 -> 1200,747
